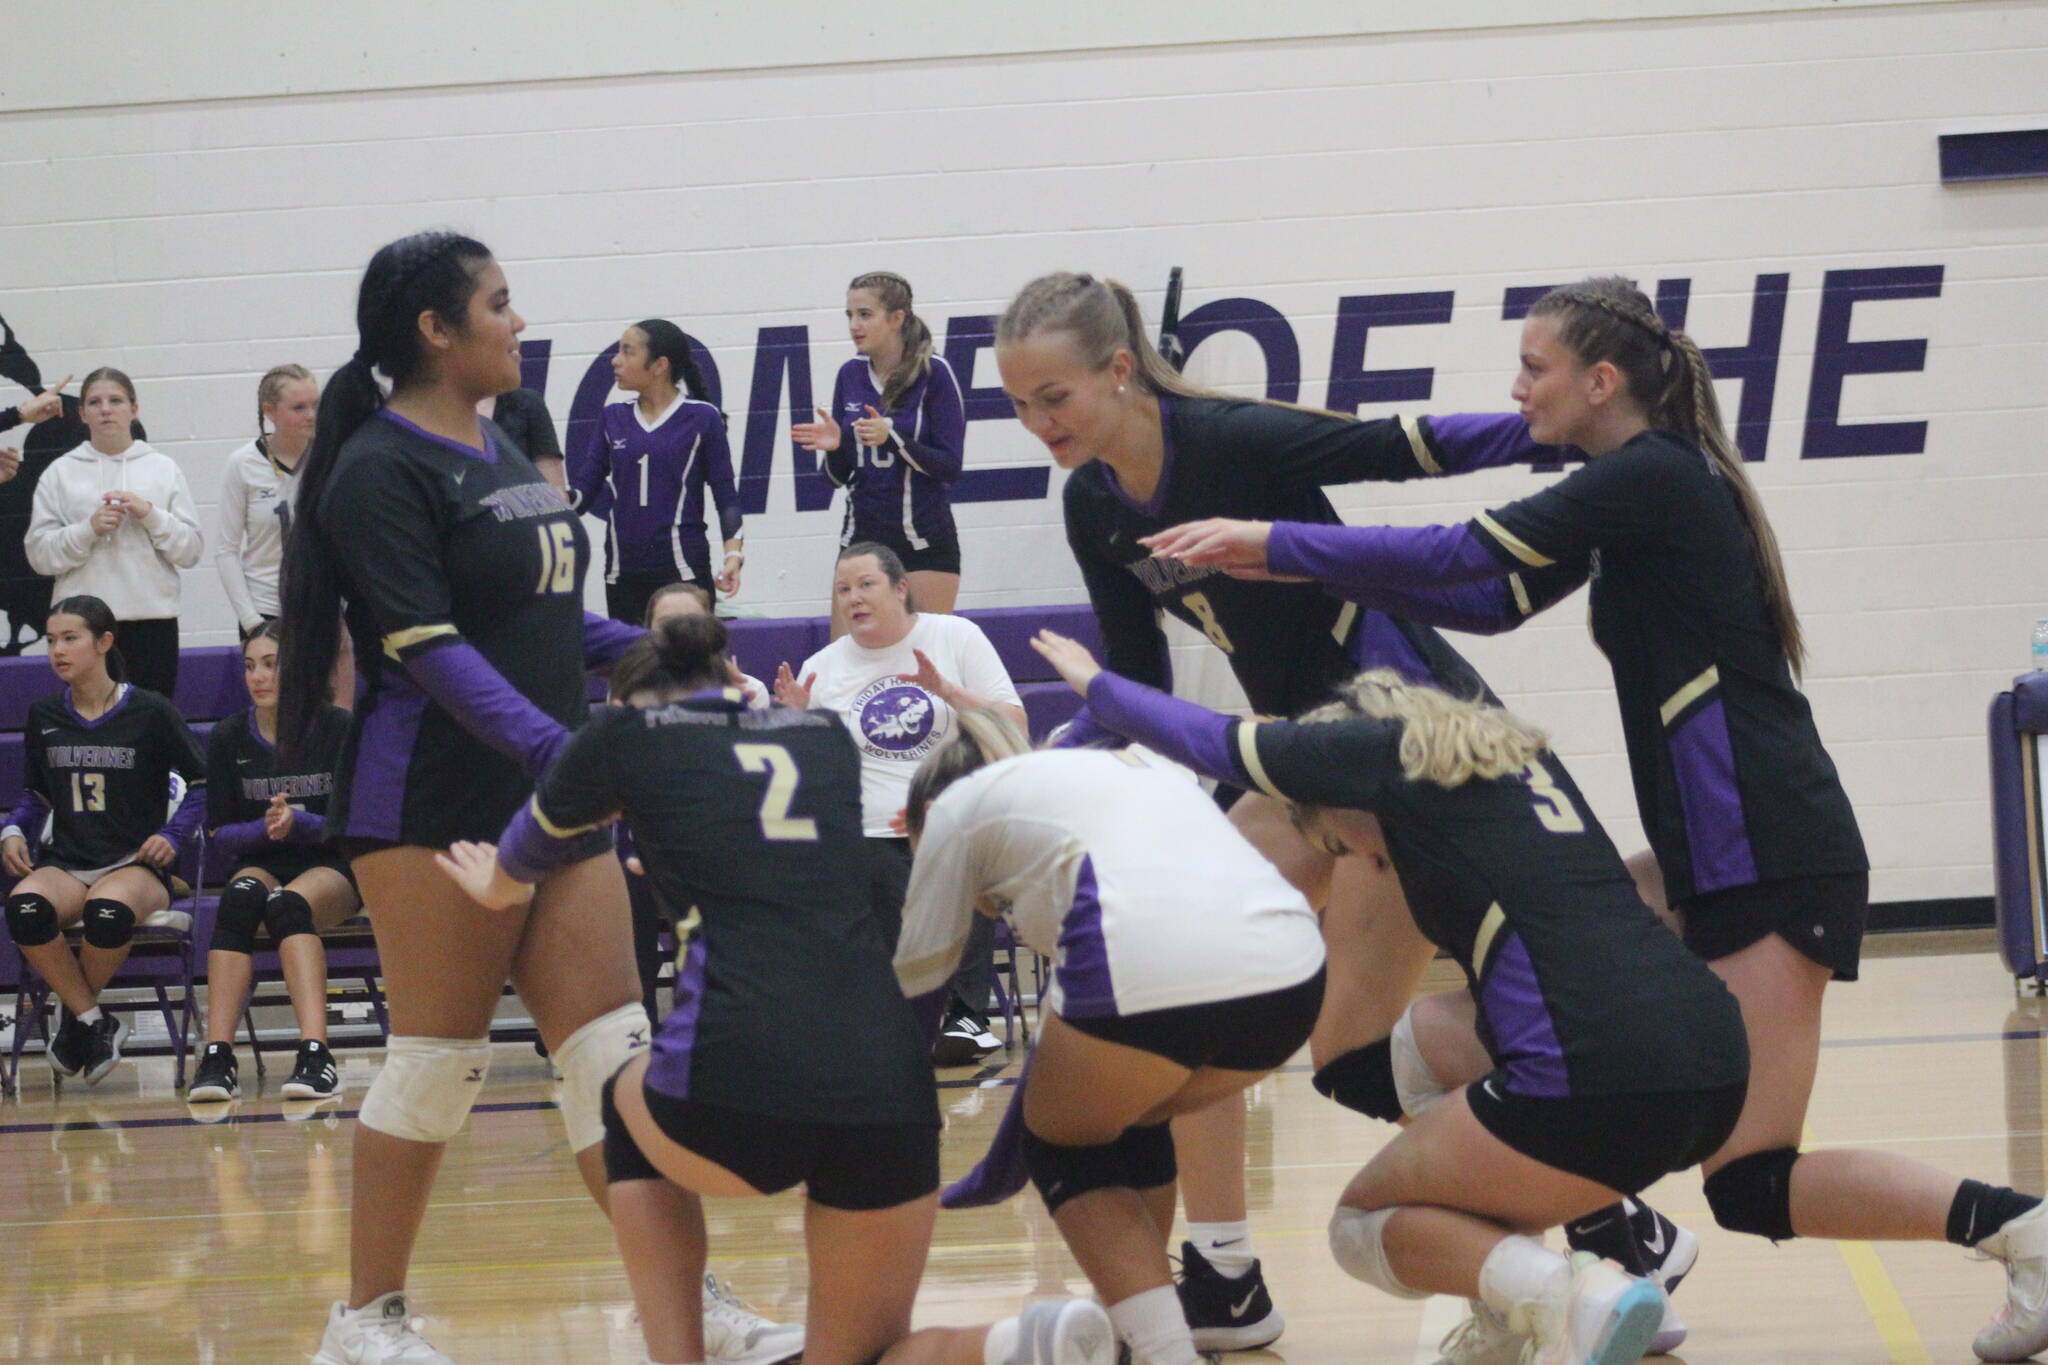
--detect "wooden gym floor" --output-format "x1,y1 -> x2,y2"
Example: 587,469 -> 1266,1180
3,932 -> 2040,1364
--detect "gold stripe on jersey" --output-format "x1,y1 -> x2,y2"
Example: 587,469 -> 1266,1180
1402,416 -> 1442,475
381,623 -> 458,661
1659,665 -> 1721,727
1508,574 -> 1532,616
527,795 -> 606,840
1473,512 -> 1555,568
1471,901 -> 1508,977
1238,722 -> 1284,800
1330,600 -> 1359,646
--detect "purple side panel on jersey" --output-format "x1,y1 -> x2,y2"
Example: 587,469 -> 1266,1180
1351,610 -> 1434,683
404,640 -> 567,778
346,686 -> 429,842
942,1051 -> 1033,1208
1667,698 -> 1760,894
646,934 -> 709,1100
1268,520 -> 1505,592
1083,672 -> 1237,786
160,781 -> 207,846
1478,932 -> 1570,1098
5,790 -> 48,840
1425,412 -> 1558,473
375,408 -> 498,463
1053,857 -> 1118,1018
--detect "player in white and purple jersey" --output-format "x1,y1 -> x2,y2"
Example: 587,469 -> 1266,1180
571,318 -> 743,625
795,272 -> 965,622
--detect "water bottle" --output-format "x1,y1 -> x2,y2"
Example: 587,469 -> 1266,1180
2033,618 -> 2048,672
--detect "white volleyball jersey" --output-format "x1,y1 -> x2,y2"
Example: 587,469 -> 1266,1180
896,748 -> 1323,1018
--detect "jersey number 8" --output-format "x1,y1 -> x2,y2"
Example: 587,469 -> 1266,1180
534,523 -> 577,595
734,744 -> 819,842
1180,591 -> 1235,654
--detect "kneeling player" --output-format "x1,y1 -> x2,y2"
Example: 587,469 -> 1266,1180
439,614 -> 1113,1365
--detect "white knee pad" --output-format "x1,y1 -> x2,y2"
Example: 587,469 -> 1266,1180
358,1036 -> 493,1144
555,1002 -> 652,1153
1328,1205 -> 1429,1300
1391,1004 -> 1449,1118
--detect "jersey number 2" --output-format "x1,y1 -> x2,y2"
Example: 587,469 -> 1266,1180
70,773 -> 106,814
534,523 -> 577,594
734,744 -> 819,842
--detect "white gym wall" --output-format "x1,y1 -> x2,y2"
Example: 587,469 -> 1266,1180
2,0 -> 2042,903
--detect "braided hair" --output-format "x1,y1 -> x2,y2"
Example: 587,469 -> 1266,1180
277,230 -> 494,756
1529,277 -> 1804,676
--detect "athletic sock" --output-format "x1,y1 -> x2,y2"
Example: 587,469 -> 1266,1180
76,1006 -> 103,1026
1564,1199 -> 1645,1273
1949,1180 -> 2042,1248
1108,1285 -> 1201,1365
1477,1235 -> 1572,1337
1187,1219 -> 1256,1277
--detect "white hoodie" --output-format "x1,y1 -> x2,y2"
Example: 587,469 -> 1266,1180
26,440 -> 205,620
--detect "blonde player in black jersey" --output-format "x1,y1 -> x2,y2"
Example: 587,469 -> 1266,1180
437,616 -> 1114,1365
1142,275 -> 2048,1364
1033,634 -> 1748,1365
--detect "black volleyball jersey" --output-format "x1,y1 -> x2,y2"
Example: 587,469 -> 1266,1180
321,411 -> 596,846
206,705 -> 350,854
1064,397 -> 1531,717
18,686 -> 205,870
1470,431 -> 1867,903
515,694 -> 937,1127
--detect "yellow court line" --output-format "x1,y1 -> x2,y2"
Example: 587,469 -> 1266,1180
1806,1124 -> 1932,1365
1838,1239 -> 1933,1365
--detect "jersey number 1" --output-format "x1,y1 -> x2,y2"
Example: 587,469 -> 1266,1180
734,744 -> 819,842
534,523 -> 577,594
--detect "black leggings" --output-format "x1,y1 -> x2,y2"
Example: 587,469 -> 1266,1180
119,617 -> 180,698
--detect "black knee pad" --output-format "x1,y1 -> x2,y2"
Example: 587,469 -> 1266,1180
4,891 -> 60,947
262,888 -> 316,943
209,876 -> 270,954
1703,1147 -> 1800,1241
600,1074 -> 663,1185
1313,1039 -> 1402,1122
1022,1121 -> 1179,1215
81,898 -> 137,950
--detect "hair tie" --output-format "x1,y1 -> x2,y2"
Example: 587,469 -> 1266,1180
352,347 -> 374,370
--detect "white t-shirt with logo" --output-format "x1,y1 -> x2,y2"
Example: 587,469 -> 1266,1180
798,613 -> 1023,836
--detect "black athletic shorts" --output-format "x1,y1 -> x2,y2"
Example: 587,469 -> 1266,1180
1467,1076 -> 1748,1196
230,847 -> 358,892
848,526 -> 961,577
1062,967 -> 1325,1072
1678,871 -> 1868,982
606,1077 -> 939,1212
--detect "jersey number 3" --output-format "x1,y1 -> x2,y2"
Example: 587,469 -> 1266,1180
734,744 -> 819,842
1525,759 -> 1584,834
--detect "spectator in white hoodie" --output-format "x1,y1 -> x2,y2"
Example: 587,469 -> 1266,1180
26,368 -> 204,697
216,364 -> 316,639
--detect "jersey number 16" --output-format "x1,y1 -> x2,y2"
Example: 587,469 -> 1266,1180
534,523 -> 577,595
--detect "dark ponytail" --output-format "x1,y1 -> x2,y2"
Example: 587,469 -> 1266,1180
279,230 -> 493,758
609,613 -> 734,702
50,594 -> 127,685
